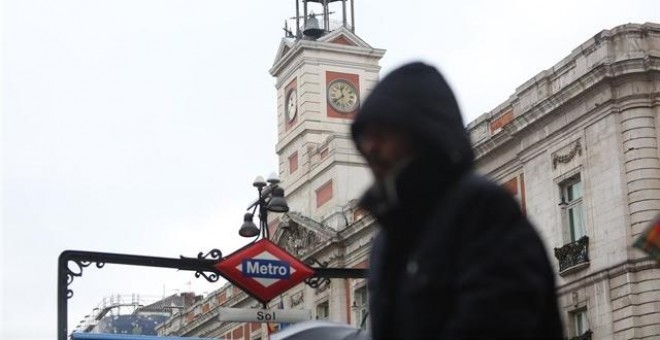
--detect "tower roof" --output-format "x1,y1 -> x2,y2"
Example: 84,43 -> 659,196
270,27 -> 385,76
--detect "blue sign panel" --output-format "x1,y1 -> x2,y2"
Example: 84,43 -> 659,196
242,259 -> 291,279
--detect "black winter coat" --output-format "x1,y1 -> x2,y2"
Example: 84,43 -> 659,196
365,173 -> 564,339
351,62 -> 564,339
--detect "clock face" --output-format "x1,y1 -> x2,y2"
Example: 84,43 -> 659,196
285,89 -> 298,122
327,79 -> 359,113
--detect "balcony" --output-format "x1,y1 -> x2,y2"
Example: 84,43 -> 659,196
554,236 -> 590,275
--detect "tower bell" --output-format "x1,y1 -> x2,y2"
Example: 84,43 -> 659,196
290,0 -> 356,39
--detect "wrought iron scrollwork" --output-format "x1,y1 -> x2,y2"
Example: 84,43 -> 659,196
187,249 -> 222,283
305,257 -> 328,268
66,260 -> 105,299
305,275 -> 330,289
304,258 -> 331,289
195,271 -> 220,283
554,236 -> 590,273
196,249 -> 222,260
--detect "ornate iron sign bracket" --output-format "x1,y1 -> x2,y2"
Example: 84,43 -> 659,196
58,249 -> 366,340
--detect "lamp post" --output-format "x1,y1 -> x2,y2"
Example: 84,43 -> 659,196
239,173 -> 289,240
57,174 -> 369,340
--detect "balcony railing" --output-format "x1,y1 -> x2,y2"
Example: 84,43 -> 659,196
567,329 -> 592,340
554,236 -> 590,274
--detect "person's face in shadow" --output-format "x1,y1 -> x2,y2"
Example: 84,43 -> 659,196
357,125 -> 415,182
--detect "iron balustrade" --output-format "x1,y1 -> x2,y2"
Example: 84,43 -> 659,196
554,236 -> 590,273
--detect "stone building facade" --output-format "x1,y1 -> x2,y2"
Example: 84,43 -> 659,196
158,22 -> 660,340
468,23 -> 660,339
158,1 -> 384,338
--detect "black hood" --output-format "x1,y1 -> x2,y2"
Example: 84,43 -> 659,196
351,62 -> 474,173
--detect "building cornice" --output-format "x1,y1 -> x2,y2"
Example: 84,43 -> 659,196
468,22 -> 660,160
270,38 -> 385,79
556,257 -> 659,294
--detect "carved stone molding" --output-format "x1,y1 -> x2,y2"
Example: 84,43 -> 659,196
553,140 -> 582,169
289,291 -> 304,308
280,223 -> 321,257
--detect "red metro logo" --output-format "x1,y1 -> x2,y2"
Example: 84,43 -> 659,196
215,239 -> 315,304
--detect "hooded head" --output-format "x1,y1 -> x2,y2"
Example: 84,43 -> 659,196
351,62 -> 474,183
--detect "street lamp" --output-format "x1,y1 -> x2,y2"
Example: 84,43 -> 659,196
239,173 -> 289,240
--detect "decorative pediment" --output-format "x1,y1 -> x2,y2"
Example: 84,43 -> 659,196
272,212 -> 335,258
272,37 -> 295,67
272,27 -> 376,69
317,26 -> 373,48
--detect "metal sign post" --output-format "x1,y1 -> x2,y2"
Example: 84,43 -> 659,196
58,248 -> 366,340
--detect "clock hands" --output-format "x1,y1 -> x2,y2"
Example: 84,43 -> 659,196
328,80 -> 358,112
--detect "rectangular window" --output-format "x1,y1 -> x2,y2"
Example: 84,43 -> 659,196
316,179 -> 333,208
489,109 -> 513,135
354,286 -> 369,330
561,175 -> 586,242
501,174 -> 526,214
320,147 -> 329,160
316,301 -> 329,320
354,286 -> 368,307
571,309 -> 589,336
232,326 -> 243,339
289,151 -> 298,174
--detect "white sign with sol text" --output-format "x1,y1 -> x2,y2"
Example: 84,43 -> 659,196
217,307 -> 312,323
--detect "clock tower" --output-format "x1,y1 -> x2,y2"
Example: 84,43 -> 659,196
269,0 -> 385,230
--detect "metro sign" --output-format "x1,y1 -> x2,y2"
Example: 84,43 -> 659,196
215,239 -> 315,304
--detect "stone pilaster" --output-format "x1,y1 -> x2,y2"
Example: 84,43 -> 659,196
620,106 -> 660,238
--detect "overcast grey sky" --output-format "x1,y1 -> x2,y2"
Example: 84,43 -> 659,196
2,0 -> 658,338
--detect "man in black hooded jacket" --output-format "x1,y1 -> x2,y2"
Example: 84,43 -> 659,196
351,62 -> 564,339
